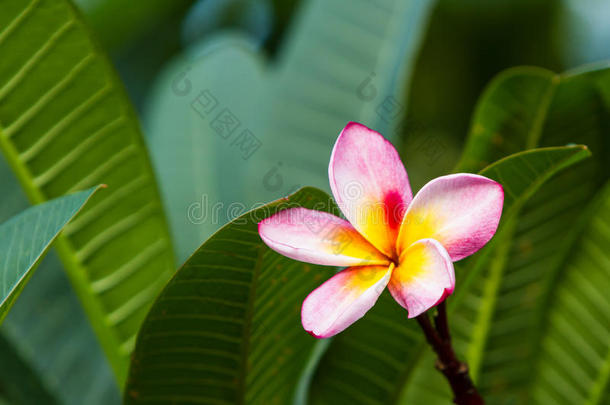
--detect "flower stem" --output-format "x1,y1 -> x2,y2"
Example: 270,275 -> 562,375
416,302 -> 484,405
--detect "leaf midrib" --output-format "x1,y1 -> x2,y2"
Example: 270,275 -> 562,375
525,74 -> 560,149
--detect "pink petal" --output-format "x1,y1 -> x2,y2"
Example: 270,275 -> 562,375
388,239 -> 455,318
302,265 -> 392,338
259,208 -> 389,267
329,122 -> 412,258
397,173 -> 504,261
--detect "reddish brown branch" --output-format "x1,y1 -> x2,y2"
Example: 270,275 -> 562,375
416,303 -> 484,405
434,300 -> 451,342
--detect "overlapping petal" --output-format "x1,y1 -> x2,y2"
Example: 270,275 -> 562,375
258,207 -> 389,267
388,239 -> 455,318
397,174 -> 504,261
329,122 -> 412,259
302,265 -> 392,338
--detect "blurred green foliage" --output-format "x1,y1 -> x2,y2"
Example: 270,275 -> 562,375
73,0 -> 194,51
144,0 -> 434,262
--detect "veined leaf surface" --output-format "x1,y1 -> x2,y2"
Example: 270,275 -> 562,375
0,0 -> 175,382
126,187 -> 337,404
0,187 -> 98,325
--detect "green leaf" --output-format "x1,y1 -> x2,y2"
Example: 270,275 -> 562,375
0,184 -> 113,405
401,65 -> 610,404
0,161 -> 119,405
0,0 -> 175,383
456,65 -> 610,174
0,187 -> 99,324
529,182 -> 610,404
454,67 -> 557,173
125,187 -> 337,404
309,145 -> 590,405
459,145 -> 592,375
479,146 -> 592,220
146,0 -> 436,262
457,67 -> 609,404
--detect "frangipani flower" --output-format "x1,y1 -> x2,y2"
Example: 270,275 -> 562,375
258,122 -> 503,338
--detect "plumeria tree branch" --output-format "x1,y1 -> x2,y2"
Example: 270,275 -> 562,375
417,302 -> 484,405
434,300 -> 451,342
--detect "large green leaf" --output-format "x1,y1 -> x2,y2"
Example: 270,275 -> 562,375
400,66 -> 610,404
145,0 -> 436,262
0,0 -> 175,382
529,182 -> 610,405
125,187 -> 337,404
0,186 -> 99,323
308,145 -> 590,405
456,67 -> 609,404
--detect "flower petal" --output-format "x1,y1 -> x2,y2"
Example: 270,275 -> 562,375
259,207 -> 389,267
397,173 -> 504,261
329,122 -> 412,258
388,239 -> 455,318
302,265 -> 392,338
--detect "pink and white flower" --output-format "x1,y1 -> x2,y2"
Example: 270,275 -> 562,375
258,122 -> 504,338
